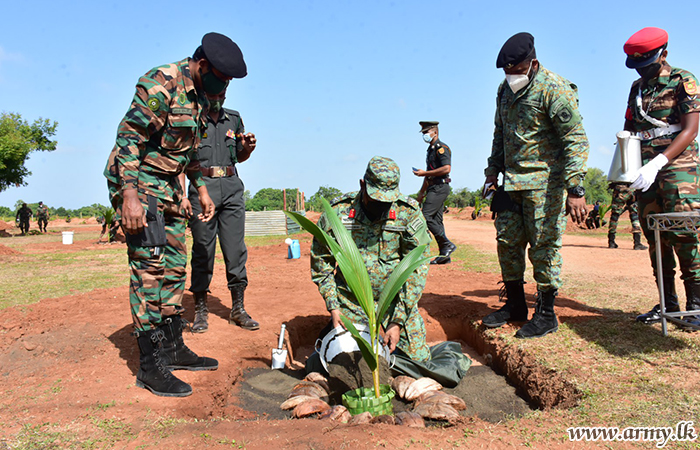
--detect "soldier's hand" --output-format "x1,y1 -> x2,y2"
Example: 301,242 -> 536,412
566,196 -> 587,225
330,309 -> 344,330
180,198 -> 193,219
242,133 -> 257,153
197,191 -> 215,222
416,191 -> 425,203
413,168 -> 426,177
384,323 -> 401,353
121,189 -> 147,234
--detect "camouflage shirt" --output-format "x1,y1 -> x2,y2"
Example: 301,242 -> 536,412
310,192 -> 432,360
36,205 -> 48,219
624,65 -> 700,174
485,66 -> 590,191
104,58 -> 207,203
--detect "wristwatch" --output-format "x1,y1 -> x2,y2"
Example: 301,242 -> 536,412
567,185 -> 586,198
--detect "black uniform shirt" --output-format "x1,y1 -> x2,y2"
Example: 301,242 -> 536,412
196,108 -> 244,168
425,139 -> 452,181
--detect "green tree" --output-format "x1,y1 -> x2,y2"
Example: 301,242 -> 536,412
0,206 -> 11,218
246,188 -> 284,211
307,185 -> 342,211
583,167 -> 611,205
0,112 -> 58,192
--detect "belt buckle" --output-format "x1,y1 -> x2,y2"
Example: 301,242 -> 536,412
216,167 -> 225,177
642,130 -> 653,140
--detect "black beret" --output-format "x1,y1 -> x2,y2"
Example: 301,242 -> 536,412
201,32 -> 247,79
496,32 -> 536,69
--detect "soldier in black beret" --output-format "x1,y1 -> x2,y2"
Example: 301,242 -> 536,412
104,31 -> 249,398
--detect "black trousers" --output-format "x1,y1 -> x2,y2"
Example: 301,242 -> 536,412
422,183 -> 450,238
188,176 -> 248,293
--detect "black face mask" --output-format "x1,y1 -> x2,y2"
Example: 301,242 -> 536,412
637,63 -> 661,81
360,194 -> 392,222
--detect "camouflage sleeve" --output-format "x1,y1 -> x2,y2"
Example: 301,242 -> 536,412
677,72 -> 700,115
486,86 -> 505,177
547,82 -> 590,188
309,212 -> 340,311
114,69 -> 170,191
388,207 -> 430,327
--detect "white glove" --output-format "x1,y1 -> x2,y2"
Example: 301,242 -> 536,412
630,154 -> 668,192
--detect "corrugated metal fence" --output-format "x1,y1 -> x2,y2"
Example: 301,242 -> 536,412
244,210 -> 306,236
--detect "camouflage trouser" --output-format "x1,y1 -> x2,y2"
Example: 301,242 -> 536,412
37,217 -> 48,231
608,187 -> 641,235
638,172 -> 700,282
109,183 -> 187,331
495,186 -> 567,291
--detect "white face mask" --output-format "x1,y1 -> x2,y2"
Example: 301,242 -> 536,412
422,133 -> 433,143
505,60 -> 533,94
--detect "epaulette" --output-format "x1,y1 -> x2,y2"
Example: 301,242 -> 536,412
331,191 -> 357,206
223,108 -> 241,118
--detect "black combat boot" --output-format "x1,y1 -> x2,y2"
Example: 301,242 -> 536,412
515,289 -> 558,339
135,328 -> 192,397
608,232 -> 618,249
636,277 -> 680,324
633,233 -> 648,251
482,280 -> 528,328
159,315 -> 218,371
681,280 -> 700,329
229,284 -> 259,330
191,292 -> 209,333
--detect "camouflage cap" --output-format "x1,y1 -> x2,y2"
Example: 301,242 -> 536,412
364,156 -> 400,202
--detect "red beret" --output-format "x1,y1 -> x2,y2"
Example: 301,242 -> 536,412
624,27 -> 668,68
624,27 -> 668,56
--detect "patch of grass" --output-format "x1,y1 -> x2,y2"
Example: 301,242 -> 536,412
0,248 -> 127,310
9,423 -> 77,450
451,243 -> 500,274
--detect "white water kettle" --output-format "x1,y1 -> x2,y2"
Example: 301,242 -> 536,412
608,131 -> 643,183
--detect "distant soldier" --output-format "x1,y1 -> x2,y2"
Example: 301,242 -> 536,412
413,121 -> 457,265
36,201 -> 49,233
15,203 -> 32,235
607,182 -> 646,250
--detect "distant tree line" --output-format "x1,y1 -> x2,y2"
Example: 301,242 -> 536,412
0,167 -> 612,219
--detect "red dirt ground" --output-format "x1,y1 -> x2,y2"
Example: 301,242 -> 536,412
0,214 -> 651,449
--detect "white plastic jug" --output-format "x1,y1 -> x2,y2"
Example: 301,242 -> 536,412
608,131 -> 643,183
62,231 -> 74,245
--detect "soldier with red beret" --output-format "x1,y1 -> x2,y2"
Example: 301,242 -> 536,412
622,27 -> 700,328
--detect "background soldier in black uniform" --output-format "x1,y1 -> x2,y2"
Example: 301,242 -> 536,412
414,121 -> 457,264
184,89 -> 259,333
15,203 -> 32,235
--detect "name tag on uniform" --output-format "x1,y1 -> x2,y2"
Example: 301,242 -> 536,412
382,225 -> 406,232
171,108 -> 193,115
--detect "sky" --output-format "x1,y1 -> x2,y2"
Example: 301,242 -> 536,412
1,0 -> 698,209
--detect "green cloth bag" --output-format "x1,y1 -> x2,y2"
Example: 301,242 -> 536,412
391,341 -> 471,388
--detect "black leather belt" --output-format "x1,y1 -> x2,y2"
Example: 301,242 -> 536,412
427,177 -> 450,186
200,165 -> 235,178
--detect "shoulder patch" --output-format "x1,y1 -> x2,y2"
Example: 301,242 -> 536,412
178,92 -> 187,105
147,97 -> 160,112
557,107 -> 572,123
438,148 -> 445,154
684,79 -> 697,96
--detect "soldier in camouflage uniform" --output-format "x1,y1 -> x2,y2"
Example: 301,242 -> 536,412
621,28 -> 700,327
104,33 -> 247,397
15,203 -> 32,235
310,156 -> 433,362
607,182 -> 647,250
482,33 -> 590,339
36,201 -> 49,233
